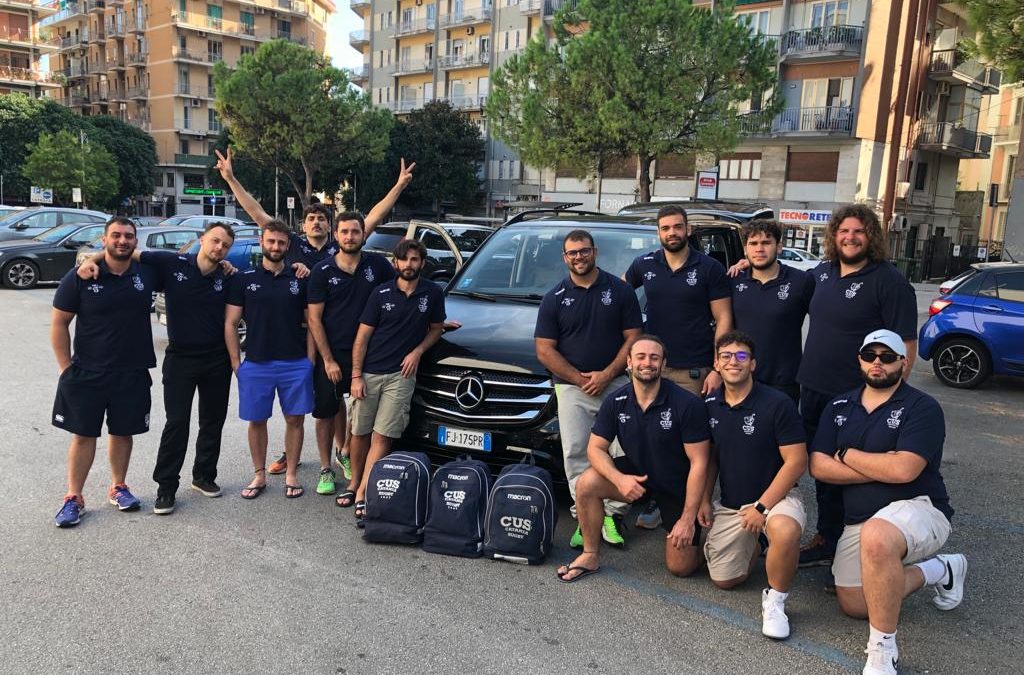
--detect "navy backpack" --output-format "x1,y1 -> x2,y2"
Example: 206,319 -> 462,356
422,456 -> 492,558
483,455 -> 557,565
363,451 -> 431,545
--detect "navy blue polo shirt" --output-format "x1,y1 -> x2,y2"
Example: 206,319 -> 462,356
53,260 -> 160,372
704,383 -> 806,509
731,265 -> 814,386
810,382 -> 952,525
226,265 -> 308,362
307,252 -> 396,357
359,279 -> 446,374
534,269 -> 643,379
592,380 -> 710,495
624,247 -> 732,368
285,232 -> 340,269
799,260 -> 917,395
140,250 -> 229,352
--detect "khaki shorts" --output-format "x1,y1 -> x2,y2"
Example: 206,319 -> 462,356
663,366 -> 711,397
704,488 -> 806,582
351,371 -> 416,439
832,496 -> 952,589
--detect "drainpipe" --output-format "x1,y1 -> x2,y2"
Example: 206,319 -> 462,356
882,0 -> 922,227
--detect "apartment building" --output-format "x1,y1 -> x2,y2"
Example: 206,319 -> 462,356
42,0 -> 333,217
0,0 -> 61,96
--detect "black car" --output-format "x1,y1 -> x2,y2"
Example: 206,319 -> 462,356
401,210 -> 745,477
364,221 -> 495,283
618,199 -> 774,223
0,222 -> 109,289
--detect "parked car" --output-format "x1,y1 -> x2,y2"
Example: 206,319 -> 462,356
778,247 -> 821,271
156,215 -> 248,230
400,209 -> 745,477
0,205 -> 25,219
0,222 -> 109,289
919,262 -> 1024,389
76,225 -> 210,266
130,216 -> 167,228
618,199 -> 774,223
364,220 -> 495,284
0,207 -> 110,243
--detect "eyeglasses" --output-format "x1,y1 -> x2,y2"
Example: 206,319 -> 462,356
717,351 -> 750,363
563,247 -> 594,259
858,350 -> 902,364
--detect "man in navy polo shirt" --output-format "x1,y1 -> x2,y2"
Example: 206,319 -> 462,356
797,204 -> 918,571
700,331 -> 807,640
226,220 -> 315,500
556,335 -> 710,583
308,211 -> 395,503
810,329 -> 965,675
349,239 -> 446,526
730,220 -> 814,404
536,229 -> 643,548
51,217 -> 161,527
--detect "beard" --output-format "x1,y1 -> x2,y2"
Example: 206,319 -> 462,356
339,241 -> 363,254
661,237 -> 686,253
750,253 -> 778,270
107,245 -> 133,261
838,248 -> 868,266
569,259 -> 596,276
631,366 -> 662,384
262,249 -> 285,263
862,368 -> 902,389
399,266 -> 421,280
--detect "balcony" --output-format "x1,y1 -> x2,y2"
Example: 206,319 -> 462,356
60,31 -> 90,50
175,120 -> 210,137
108,86 -> 125,101
520,0 -> 544,14
917,121 -> 992,159
349,0 -> 369,12
438,51 -> 490,70
126,50 -> 146,66
175,83 -> 214,99
275,0 -> 307,16
441,7 -> 492,28
3,0 -> 60,17
175,153 -> 214,166
446,94 -> 487,111
739,105 -> 854,136
389,99 -> 421,113
106,56 -> 125,70
0,25 -> 35,47
394,58 -> 433,76
105,22 -> 126,39
85,0 -> 105,14
349,29 -> 369,48
397,17 -> 437,37
271,29 -> 306,45
348,63 -> 369,82
42,3 -> 86,26
930,49 -> 1001,94
780,25 -> 863,61
128,16 -> 145,33
88,87 -> 108,103
126,116 -> 150,132
87,27 -> 105,44
70,91 -> 89,105
63,62 -> 88,78
0,64 -> 62,86
171,46 -> 221,65
87,60 -> 107,75
126,84 -> 147,99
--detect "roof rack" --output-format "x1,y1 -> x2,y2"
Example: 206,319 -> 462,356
503,207 -> 607,227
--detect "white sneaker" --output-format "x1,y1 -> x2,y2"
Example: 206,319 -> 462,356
863,638 -> 899,675
931,553 -> 967,611
761,588 -> 790,639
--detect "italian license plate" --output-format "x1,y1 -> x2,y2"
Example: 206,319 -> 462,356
437,426 -> 492,452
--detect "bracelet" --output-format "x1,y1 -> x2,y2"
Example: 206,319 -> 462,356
351,374 -> 362,379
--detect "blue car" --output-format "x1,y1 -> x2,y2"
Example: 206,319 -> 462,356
919,262 -> 1024,388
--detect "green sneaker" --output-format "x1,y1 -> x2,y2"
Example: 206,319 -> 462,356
602,515 -> 626,548
334,449 -> 352,481
569,525 -> 584,549
316,468 -> 337,495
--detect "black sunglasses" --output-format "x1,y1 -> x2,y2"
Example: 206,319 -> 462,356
858,350 -> 902,364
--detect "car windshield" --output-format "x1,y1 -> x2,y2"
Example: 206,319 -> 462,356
451,224 -> 660,297
33,224 -> 82,243
365,228 -> 405,254
444,226 -> 493,253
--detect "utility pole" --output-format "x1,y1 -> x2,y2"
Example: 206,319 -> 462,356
79,130 -> 87,209
274,166 -> 279,218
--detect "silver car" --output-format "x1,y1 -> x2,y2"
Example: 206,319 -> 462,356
0,207 -> 110,242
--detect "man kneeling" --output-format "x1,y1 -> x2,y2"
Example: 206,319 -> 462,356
557,335 -> 710,582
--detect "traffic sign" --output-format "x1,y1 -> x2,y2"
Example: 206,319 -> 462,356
72,187 -> 82,203
287,197 -> 295,210
30,186 -> 53,204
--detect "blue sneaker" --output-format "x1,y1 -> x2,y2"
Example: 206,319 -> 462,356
108,484 -> 141,512
55,496 -> 84,528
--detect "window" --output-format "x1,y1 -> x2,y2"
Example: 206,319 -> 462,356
180,140 -> 190,155
479,35 -> 490,56
418,229 -> 448,252
183,105 -> 191,128
1005,155 -> 1016,187
208,40 -> 222,62
155,173 -> 164,187
241,45 -> 255,57
19,211 -> 58,231
240,11 -> 254,35
802,77 -> 854,108
656,154 -> 696,179
718,153 -> 762,181
914,162 -> 928,191
277,20 -> 291,38
738,10 -> 770,34
810,1 -> 849,27
206,3 -> 222,29
167,172 -> 175,187
786,151 -> 840,182
993,271 -> 1024,303
153,230 -> 197,250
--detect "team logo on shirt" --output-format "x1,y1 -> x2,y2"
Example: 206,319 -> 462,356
819,272 -> 829,281
643,271 -> 656,281
659,409 -> 673,430
845,282 -> 863,299
144,413 -> 150,429
618,413 -> 630,423
383,302 -> 396,311
132,275 -> 145,291
601,289 -> 613,306
213,278 -> 223,292
289,280 -> 300,295
709,417 -> 719,428
835,414 -> 847,427
247,283 -> 260,292
777,283 -> 791,300
418,297 -> 429,313
328,276 -> 340,286
561,297 -> 575,307
887,407 -> 904,429
87,283 -> 103,294
365,267 -> 375,282
173,272 -> 188,282
742,413 -> 756,435
686,270 -> 698,286
736,283 -> 748,292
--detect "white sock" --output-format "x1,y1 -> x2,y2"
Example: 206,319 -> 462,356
869,625 -> 897,647
766,587 -> 789,603
916,557 -> 947,586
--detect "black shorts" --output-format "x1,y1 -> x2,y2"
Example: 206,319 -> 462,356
52,365 -> 152,437
312,352 -> 352,419
614,455 -> 701,539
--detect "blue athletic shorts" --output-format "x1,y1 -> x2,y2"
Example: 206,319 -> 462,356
237,358 -> 314,421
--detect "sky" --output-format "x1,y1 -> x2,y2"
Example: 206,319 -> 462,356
325,7 -> 365,72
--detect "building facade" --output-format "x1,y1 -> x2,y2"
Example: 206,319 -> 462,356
42,0 -> 333,217
1,0 -> 62,96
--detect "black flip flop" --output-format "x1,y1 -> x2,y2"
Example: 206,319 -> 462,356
557,565 -> 600,584
285,484 -> 305,499
335,489 -> 356,508
240,484 -> 266,500
354,500 -> 366,528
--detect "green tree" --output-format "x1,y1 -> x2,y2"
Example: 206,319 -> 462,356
0,93 -> 87,204
487,0 -> 780,202
22,129 -> 119,208
960,0 -> 1024,81
209,129 -> 282,217
213,39 -> 392,207
86,116 -> 158,210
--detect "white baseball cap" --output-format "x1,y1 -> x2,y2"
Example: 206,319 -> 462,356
860,329 -> 907,357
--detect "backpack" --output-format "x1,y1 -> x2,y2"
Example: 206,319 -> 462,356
483,455 -> 557,565
363,451 -> 431,545
422,456 -> 492,558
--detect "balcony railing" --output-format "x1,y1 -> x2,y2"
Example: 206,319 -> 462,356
106,56 -> 125,69
175,119 -> 211,135
0,64 -> 62,85
917,121 -> 992,158
126,51 -> 147,66
128,16 -> 146,33
397,17 -> 437,36
349,29 -> 369,47
88,87 -> 108,103
70,91 -> 89,105
171,46 -> 221,64
930,49 -> 1001,92
438,51 -> 490,69
446,94 -> 487,110
87,27 -> 105,43
176,83 -> 214,98
348,63 -> 369,80
126,117 -> 150,132
0,25 -> 35,45
349,0 -> 369,10
85,0 -> 105,14
105,22 -> 126,38
391,99 -> 421,113
42,3 -> 86,27
108,86 -> 126,100
780,25 -> 863,59
740,106 -> 854,136
126,84 -> 147,98
63,63 -> 88,78
175,153 -> 214,166
60,30 -> 90,50
520,0 -> 544,14
441,7 -> 492,27
394,58 -> 433,75
87,60 -> 107,74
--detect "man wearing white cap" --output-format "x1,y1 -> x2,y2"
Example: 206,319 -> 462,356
809,329 -> 966,675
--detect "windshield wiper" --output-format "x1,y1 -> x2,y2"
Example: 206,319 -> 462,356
502,293 -> 545,302
449,289 -> 497,302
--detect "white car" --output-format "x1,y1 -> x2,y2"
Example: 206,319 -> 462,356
779,247 -> 821,271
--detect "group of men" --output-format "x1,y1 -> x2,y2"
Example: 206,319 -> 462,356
541,205 -> 965,675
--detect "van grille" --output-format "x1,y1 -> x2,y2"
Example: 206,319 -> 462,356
414,364 -> 553,425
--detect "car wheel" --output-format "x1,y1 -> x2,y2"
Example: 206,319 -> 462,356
238,318 -> 247,351
932,337 -> 991,389
2,259 -> 40,290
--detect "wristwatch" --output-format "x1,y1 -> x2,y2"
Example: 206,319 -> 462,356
837,446 -> 850,464
753,501 -> 768,515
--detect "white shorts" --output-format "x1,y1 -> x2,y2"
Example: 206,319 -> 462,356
704,488 -> 806,582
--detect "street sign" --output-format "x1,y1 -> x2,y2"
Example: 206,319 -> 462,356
695,170 -> 719,200
287,197 -> 295,210
978,247 -> 988,259
183,187 -> 224,196
953,244 -> 961,257
72,187 -> 82,204
30,186 -> 53,204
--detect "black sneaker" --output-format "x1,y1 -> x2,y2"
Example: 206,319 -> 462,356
153,494 -> 175,515
798,533 -> 835,567
190,479 -> 223,498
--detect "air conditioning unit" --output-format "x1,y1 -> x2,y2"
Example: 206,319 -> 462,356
256,6 -> 265,13
466,26 -> 475,35
190,98 -> 202,107
935,81 -> 951,96
415,0 -> 422,5
895,181 -> 910,199
889,214 -> 910,232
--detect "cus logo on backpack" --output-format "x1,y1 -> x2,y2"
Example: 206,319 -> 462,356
483,456 -> 557,565
363,452 -> 431,545
423,456 -> 492,558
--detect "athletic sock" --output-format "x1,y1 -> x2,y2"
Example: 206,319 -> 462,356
766,587 -> 789,603
915,557 -> 948,586
868,625 -> 897,646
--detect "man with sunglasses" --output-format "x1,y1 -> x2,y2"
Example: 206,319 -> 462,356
701,331 -> 807,640
536,229 -> 643,548
810,329 -> 965,675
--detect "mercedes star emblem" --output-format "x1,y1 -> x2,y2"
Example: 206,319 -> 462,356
454,373 -> 485,411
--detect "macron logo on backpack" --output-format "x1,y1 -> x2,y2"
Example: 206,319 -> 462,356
483,458 -> 557,565
363,451 -> 431,545
422,457 -> 492,558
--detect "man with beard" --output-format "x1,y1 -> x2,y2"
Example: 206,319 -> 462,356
556,335 -> 710,582
730,220 -> 814,404
349,239 -> 446,526
810,330 -> 965,675
226,220 -> 315,500
701,331 -> 807,640
536,230 -> 643,548
51,217 -> 161,527
78,222 -> 237,515
307,212 -> 395,502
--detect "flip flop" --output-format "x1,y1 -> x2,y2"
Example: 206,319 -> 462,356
240,484 -> 266,500
354,500 -> 366,528
285,484 -> 305,499
557,565 -> 600,584
335,489 -> 356,508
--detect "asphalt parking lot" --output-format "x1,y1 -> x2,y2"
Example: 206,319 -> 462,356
0,284 -> 1021,674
